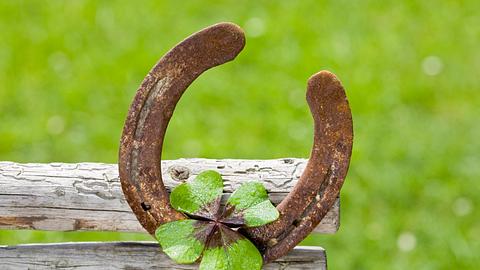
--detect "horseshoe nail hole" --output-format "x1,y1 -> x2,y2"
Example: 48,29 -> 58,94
336,141 -> 347,152
141,202 -> 151,211
292,219 -> 301,227
168,165 -> 190,182
217,165 -> 225,169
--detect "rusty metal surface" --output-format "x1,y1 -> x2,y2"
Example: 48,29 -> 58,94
118,22 -> 353,263
118,22 -> 246,235
244,71 -> 353,262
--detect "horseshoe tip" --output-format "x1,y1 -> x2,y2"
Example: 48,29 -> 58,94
200,22 -> 246,61
306,70 -> 345,103
307,70 -> 341,86
214,22 -> 245,36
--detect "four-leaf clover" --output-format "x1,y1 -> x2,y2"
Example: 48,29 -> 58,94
155,170 -> 280,270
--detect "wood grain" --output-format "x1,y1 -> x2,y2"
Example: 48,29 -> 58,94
0,242 -> 326,270
0,159 -> 339,234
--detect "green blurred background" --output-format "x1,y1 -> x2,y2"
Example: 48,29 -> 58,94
0,1 -> 479,269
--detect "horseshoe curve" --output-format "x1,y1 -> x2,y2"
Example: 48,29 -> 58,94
245,71 -> 353,262
119,22 -> 246,235
118,22 -> 353,263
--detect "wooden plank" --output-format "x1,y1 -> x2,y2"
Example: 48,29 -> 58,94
0,242 -> 326,270
0,160 -> 339,234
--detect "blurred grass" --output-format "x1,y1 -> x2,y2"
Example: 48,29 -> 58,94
0,0 -> 479,269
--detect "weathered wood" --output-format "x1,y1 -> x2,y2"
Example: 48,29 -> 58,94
0,242 -> 326,270
0,159 -> 339,234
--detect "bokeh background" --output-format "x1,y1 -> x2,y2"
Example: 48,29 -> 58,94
1,1 -> 479,269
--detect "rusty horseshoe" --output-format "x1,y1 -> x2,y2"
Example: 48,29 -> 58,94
118,22 -> 353,263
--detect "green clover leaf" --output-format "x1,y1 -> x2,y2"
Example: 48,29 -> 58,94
169,170 -> 223,220
155,219 -> 210,264
155,170 -> 280,270
222,181 -> 279,227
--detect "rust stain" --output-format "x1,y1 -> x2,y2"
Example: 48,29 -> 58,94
73,219 -> 98,231
0,216 -> 48,229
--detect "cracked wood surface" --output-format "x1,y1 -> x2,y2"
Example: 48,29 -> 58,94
0,242 -> 326,270
0,159 -> 339,234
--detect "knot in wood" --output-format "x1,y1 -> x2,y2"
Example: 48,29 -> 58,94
168,165 -> 190,182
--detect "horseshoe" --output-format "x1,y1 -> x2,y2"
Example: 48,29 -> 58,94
118,22 -> 353,263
